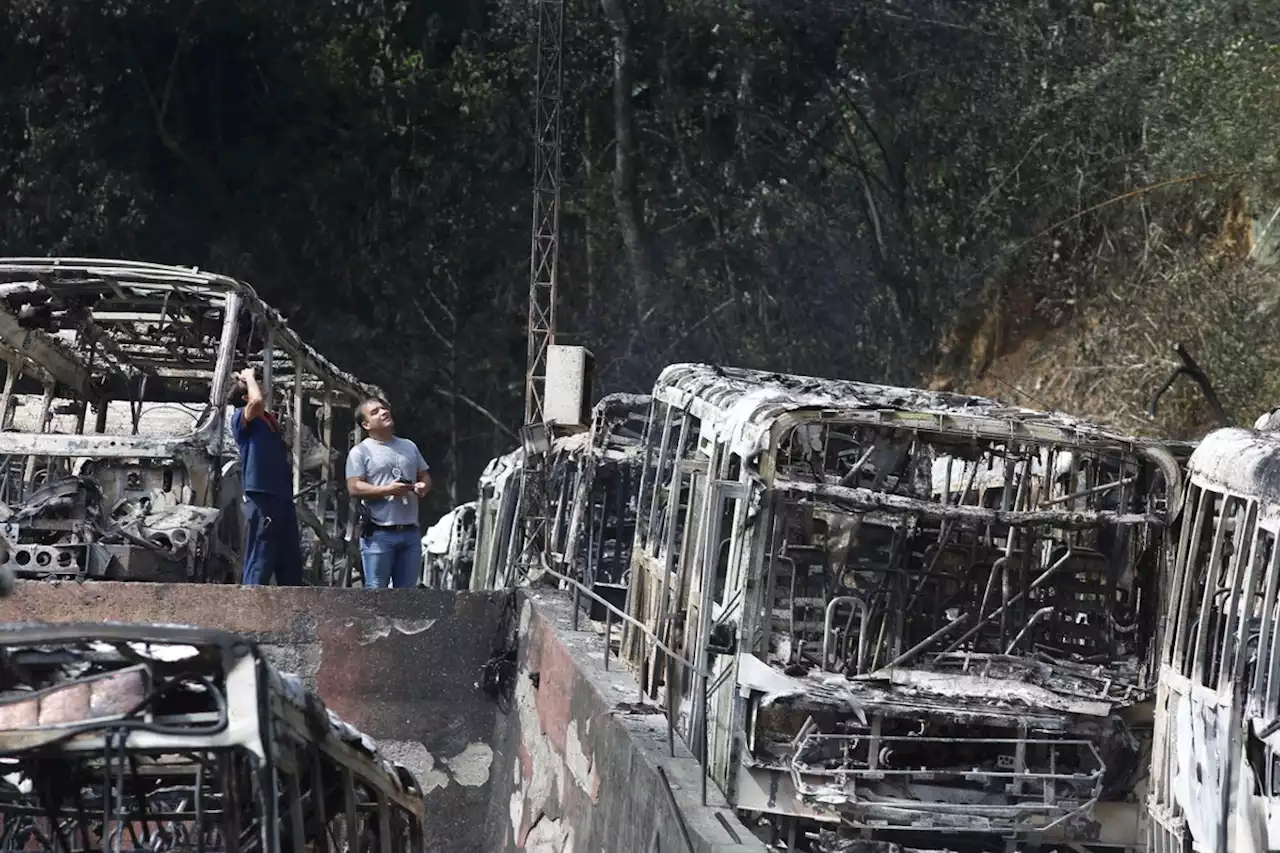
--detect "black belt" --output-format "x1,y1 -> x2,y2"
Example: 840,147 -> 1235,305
371,523 -> 417,532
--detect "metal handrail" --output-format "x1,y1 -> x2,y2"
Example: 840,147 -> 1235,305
535,553 -> 718,806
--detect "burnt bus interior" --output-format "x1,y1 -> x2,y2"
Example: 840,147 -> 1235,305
0,260 -> 381,585
468,394 -> 651,596
548,394 -> 650,611
0,623 -> 425,853
623,365 -> 1182,853
766,420 -> 1171,679
423,501 -> 478,590
760,425 -> 1175,850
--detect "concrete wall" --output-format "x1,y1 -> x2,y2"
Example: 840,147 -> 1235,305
485,590 -> 763,853
0,580 -> 509,853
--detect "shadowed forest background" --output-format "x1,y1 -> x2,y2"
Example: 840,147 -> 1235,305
3,0 -> 1279,512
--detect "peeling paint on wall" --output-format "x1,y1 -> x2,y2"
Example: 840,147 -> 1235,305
564,721 -> 598,803
379,739 -> 495,796
348,616 -> 438,646
446,742 -> 494,788
524,815 -> 574,853
515,671 -> 563,814
378,740 -> 450,795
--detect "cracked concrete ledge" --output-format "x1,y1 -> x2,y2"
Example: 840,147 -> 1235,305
485,588 -> 764,853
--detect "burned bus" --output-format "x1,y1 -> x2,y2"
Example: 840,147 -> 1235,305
1147,424 -> 1280,853
0,258 -> 381,585
0,622 -> 425,853
469,392 -> 650,595
622,363 -> 1182,853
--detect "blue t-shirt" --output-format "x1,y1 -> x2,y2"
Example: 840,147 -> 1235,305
231,408 -> 293,498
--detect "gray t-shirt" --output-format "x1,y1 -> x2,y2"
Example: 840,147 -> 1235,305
345,436 -> 430,527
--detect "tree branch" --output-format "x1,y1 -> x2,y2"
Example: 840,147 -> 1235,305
434,389 -> 517,440
1149,342 -> 1229,426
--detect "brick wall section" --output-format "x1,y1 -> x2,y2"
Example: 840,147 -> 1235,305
0,580 -> 508,853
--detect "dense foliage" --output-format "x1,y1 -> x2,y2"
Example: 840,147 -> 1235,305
2,0 -> 1278,505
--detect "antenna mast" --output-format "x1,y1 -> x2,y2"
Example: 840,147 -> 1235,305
525,0 -> 566,425
510,0 -> 567,587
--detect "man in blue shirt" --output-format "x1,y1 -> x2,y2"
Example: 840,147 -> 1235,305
229,367 -> 302,586
345,398 -> 431,589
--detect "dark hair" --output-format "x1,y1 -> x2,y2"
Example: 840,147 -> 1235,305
356,397 -> 390,428
227,375 -> 248,405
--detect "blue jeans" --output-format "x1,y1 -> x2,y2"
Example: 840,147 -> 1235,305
242,492 -> 303,586
360,527 -> 421,589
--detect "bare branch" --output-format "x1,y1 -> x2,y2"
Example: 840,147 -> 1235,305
1148,343 -> 1229,427
411,296 -> 454,353
434,388 -> 516,440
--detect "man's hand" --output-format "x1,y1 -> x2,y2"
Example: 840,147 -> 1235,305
347,477 -> 412,499
237,367 -> 266,421
413,481 -> 429,498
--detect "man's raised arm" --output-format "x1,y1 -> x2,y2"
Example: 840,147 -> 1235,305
238,369 -> 266,423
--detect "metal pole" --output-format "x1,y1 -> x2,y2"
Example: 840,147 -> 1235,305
700,669 -> 709,806
667,660 -> 675,758
604,608 -> 612,671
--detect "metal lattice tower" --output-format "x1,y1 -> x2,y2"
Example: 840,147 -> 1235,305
512,0 -> 567,586
525,0 -> 566,425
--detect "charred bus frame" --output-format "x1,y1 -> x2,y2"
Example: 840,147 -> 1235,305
469,393 -> 650,595
622,364 -> 1182,853
1148,426 -> 1280,853
0,622 -> 425,853
0,259 -> 382,585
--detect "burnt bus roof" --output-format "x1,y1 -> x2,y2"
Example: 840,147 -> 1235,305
653,362 -> 1180,460
0,257 -> 383,405
1186,426 -> 1280,503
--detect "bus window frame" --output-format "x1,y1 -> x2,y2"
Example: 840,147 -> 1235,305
1214,499 -> 1261,694
635,400 -> 669,552
1254,529 -> 1280,715
1191,493 -> 1239,686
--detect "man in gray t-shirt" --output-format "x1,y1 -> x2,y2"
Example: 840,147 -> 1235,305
344,398 -> 432,589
